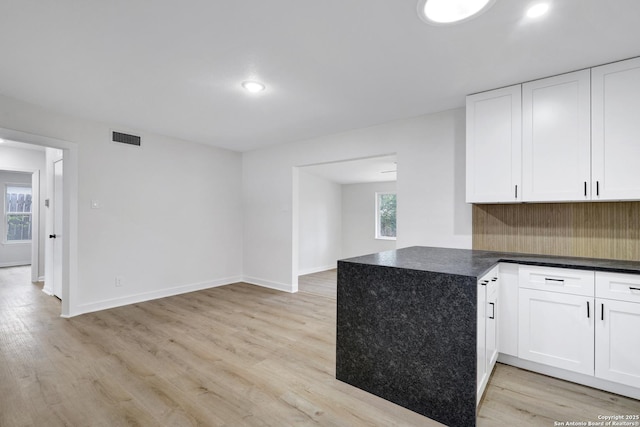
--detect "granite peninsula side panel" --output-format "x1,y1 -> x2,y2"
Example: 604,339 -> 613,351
336,260 -> 477,427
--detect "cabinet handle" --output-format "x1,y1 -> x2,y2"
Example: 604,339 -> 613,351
491,277 -> 498,282
489,302 -> 495,319
515,185 -> 518,199
629,287 -> 640,292
587,301 -> 590,318
480,280 -> 488,286
545,278 -> 564,285
601,303 -> 604,321
596,181 -> 600,196
584,182 -> 587,196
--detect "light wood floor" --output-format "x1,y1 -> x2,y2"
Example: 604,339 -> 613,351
1,266 -> 639,426
298,269 -> 337,299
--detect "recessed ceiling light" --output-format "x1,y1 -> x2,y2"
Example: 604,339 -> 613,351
241,81 -> 265,93
526,3 -> 549,18
418,0 -> 495,25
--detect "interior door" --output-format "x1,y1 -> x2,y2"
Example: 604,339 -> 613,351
52,160 -> 63,299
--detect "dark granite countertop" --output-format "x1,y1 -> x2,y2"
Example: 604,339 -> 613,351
340,246 -> 640,279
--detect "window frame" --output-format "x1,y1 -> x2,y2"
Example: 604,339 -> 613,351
4,183 -> 33,244
375,191 -> 397,241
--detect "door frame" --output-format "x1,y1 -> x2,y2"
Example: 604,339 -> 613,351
31,170 -> 40,282
0,127 -> 78,318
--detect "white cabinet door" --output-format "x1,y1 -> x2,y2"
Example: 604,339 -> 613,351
522,70 -> 591,202
487,277 -> 499,369
498,263 -> 519,357
592,57 -> 640,200
596,299 -> 640,388
519,288 -> 594,375
466,85 -> 522,203
478,266 -> 499,405
477,277 -> 488,404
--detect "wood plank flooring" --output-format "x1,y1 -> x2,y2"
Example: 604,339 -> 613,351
298,269 -> 337,299
1,266 -> 639,426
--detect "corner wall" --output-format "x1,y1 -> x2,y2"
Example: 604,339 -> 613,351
243,108 -> 472,291
297,171 -> 342,275
0,94 -> 244,316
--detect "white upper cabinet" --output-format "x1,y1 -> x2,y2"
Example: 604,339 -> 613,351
467,57 -> 640,204
592,57 -> 640,200
466,85 -> 522,203
522,70 -> 592,202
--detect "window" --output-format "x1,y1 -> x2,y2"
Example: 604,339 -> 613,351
376,192 -> 397,240
5,185 -> 32,242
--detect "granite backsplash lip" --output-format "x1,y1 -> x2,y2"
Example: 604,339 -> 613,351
339,246 -> 640,278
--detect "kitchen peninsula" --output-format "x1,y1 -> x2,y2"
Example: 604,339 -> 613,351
336,246 -> 640,427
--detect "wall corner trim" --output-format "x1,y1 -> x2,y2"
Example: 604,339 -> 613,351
242,276 -> 294,293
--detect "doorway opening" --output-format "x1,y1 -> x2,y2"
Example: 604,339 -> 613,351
293,154 -> 397,298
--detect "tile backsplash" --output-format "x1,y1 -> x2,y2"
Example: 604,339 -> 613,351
472,202 -> 640,261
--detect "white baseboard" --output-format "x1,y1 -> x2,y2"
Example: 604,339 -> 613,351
242,276 -> 293,293
0,261 -> 30,268
38,275 -> 45,282
498,354 -> 640,400
298,264 -> 337,276
72,275 -> 243,317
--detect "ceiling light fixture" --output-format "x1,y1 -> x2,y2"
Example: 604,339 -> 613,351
526,3 -> 549,18
241,81 -> 265,93
0,138 -> 4,144
418,0 -> 495,25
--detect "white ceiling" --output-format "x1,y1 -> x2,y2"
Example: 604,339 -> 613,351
1,1 -> 639,152
301,155 -> 397,184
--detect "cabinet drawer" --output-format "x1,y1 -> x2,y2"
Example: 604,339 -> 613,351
519,265 -> 594,296
596,271 -> 640,303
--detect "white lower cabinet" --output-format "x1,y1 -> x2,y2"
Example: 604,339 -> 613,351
595,299 -> 640,388
486,265 -> 640,401
518,265 -> 595,375
498,263 -> 519,357
595,272 -> 640,388
477,266 -> 499,404
477,277 -> 487,404
518,288 -> 594,375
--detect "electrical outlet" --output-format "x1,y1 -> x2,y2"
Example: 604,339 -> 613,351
115,276 -> 124,287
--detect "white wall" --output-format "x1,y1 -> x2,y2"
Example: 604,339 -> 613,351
243,108 -> 472,291
297,170 -> 342,275
0,94 -> 243,316
0,145 -> 46,273
342,181 -> 396,259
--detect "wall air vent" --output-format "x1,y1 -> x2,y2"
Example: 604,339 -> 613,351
112,131 -> 141,147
